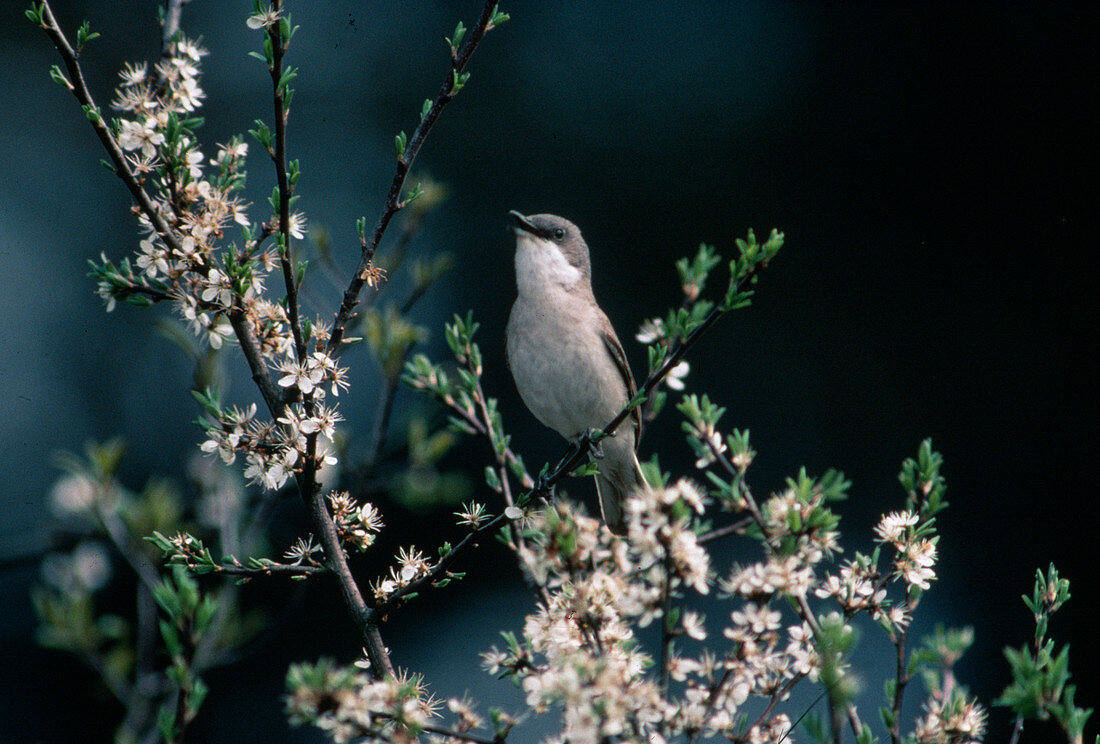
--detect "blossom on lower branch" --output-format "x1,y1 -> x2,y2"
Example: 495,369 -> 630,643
483,484 -> 821,744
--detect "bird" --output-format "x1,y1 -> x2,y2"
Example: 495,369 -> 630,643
505,210 -> 647,534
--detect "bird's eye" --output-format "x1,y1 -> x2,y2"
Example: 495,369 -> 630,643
552,228 -> 565,240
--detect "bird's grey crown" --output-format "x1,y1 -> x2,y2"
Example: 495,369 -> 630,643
511,212 -> 591,274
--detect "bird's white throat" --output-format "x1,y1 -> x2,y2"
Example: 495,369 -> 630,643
513,233 -> 584,297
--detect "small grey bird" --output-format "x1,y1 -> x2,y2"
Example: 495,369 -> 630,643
505,211 -> 647,534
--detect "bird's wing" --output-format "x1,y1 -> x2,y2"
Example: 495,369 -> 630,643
598,314 -> 643,450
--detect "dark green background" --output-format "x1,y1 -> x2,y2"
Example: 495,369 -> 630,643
1,2 -> 1096,741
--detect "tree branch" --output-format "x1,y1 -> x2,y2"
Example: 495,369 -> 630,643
698,516 -> 753,544
36,2 -> 182,255
368,509 -> 510,619
300,481 -> 395,678
889,623 -> 910,744
160,0 -> 189,51
327,0 -> 501,353
265,0 -> 307,364
226,305 -> 286,416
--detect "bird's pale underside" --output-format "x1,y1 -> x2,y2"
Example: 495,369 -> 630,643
505,211 -> 647,534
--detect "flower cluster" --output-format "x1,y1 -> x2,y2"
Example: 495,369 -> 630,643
485,482 -> 827,744
104,36 -> 256,319
913,694 -> 988,744
83,23 -> 355,496
875,509 -> 939,590
369,546 -> 432,603
489,503 -> 666,742
286,661 -> 442,744
328,492 -> 384,552
623,478 -> 711,597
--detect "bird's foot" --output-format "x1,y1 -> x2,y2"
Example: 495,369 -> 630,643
534,471 -> 554,496
578,428 -> 606,460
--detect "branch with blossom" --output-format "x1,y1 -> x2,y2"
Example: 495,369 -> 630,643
28,0 -> 509,685
147,530 -> 329,579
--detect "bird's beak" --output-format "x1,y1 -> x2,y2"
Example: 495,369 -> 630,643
509,210 -> 542,238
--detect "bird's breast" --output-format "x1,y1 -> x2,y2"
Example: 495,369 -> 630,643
506,295 -> 628,440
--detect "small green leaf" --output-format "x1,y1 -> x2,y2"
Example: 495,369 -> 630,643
49,64 -> 71,89
76,21 -> 101,49
452,70 -> 471,94
249,119 -> 273,150
446,21 -> 466,52
277,66 -> 297,93
484,466 -> 502,493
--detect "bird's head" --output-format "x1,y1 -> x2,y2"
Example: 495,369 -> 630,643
509,211 -> 592,294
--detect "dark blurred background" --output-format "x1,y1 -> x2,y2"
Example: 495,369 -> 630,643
1,1 -> 1097,742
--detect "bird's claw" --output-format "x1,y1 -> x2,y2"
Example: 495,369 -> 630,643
579,428 -> 605,460
534,472 -> 554,495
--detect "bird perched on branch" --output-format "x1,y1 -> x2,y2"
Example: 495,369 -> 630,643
505,211 -> 647,534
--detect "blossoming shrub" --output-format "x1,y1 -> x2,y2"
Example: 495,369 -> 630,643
27,3 -> 1090,744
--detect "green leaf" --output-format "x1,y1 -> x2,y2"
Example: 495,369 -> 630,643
452,70 -> 471,94
446,21 -> 467,52
404,181 -> 424,204
277,66 -> 298,94
249,119 -> 273,150
76,21 -> 101,49
49,64 -> 70,88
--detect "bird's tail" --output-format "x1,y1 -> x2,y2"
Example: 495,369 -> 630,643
594,443 -> 648,535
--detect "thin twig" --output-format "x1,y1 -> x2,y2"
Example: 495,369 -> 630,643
365,718 -> 503,744
37,2 -> 182,255
374,713 -> 503,743
698,515 -> 753,544
415,723 -> 501,744
95,504 -> 162,593
846,704 -> 864,741
1008,717 -> 1025,744
424,389 -> 531,490
327,0 -> 501,353
265,0 -> 307,364
160,0 -> 189,51
369,509 -> 510,619
889,618 -> 911,744
189,561 -> 327,577
746,674 -> 807,743
657,546 -> 676,697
